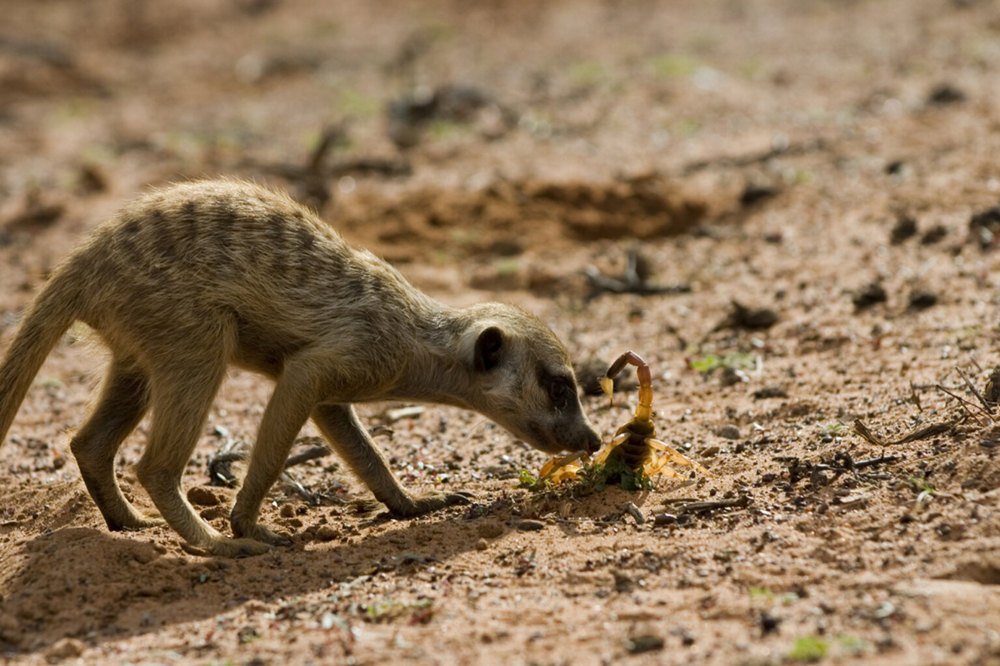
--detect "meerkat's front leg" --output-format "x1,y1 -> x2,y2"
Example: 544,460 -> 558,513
311,403 -> 473,516
230,362 -> 320,546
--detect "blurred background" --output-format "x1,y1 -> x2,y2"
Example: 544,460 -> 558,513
4,0 -> 997,302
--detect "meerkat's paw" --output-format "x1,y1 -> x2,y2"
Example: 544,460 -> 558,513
119,516 -> 167,531
237,524 -> 293,548
197,536 -> 273,558
391,491 -> 475,517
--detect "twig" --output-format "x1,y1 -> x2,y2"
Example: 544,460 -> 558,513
582,248 -> 691,300
853,419 -> 885,447
680,139 -> 829,175
854,419 -> 958,447
909,381 -> 922,412
673,495 -> 750,514
279,470 -> 322,506
895,423 -> 955,444
814,455 -> 898,473
936,384 -> 992,424
957,367 -> 994,415
285,446 -> 331,468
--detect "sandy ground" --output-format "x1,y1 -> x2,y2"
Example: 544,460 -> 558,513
3,0 -> 1000,664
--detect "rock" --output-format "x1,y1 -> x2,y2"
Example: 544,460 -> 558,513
852,282 -> 887,310
717,425 -> 741,440
927,83 -> 966,105
753,386 -> 788,400
740,184 -> 779,206
478,521 -> 505,539
969,206 -> 1000,249
187,486 -> 223,507
908,290 -> 937,310
717,301 -> 778,331
719,367 -> 749,387
515,519 -> 545,532
45,638 -> 85,662
315,526 -> 340,542
920,224 -> 949,245
890,214 -> 918,245
624,634 -> 664,654
653,513 -> 677,526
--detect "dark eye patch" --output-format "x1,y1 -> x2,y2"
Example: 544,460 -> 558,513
538,364 -> 576,410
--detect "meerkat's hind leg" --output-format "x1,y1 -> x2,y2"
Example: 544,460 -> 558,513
137,360 -> 268,558
311,403 -> 473,518
229,361 -> 321,547
70,355 -> 162,531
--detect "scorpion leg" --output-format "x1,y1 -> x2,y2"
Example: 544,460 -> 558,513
647,438 -> 714,476
538,450 -> 588,482
593,432 -> 629,465
643,452 -> 688,480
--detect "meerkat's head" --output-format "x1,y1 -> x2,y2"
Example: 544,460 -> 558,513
459,304 -> 602,455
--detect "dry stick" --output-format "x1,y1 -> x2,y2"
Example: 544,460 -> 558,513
909,381 -> 923,412
957,367 -> 995,415
853,419 -> 885,447
854,419 -> 956,448
285,446 -> 331,468
671,495 -> 750,514
814,455 -> 898,472
894,422 -> 956,444
969,351 -> 985,374
936,384 -> 993,425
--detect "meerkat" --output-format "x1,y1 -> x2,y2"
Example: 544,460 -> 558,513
0,179 -> 601,557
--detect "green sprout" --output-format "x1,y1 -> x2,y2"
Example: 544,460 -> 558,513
690,352 -> 755,374
787,636 -> 828,662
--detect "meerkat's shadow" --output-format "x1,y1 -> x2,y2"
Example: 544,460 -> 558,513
0,510 -> 485,655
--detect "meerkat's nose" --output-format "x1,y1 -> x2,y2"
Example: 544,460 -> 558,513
581,429 -> 602,454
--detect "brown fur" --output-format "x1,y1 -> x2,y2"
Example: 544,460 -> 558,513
0,179 -> 600,557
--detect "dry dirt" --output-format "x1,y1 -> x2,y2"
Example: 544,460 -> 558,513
3,1 -> 1000,664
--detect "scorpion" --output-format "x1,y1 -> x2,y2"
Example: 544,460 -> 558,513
537,351 -> 711,485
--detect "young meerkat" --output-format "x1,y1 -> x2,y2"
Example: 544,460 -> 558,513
0,179 -> 601,557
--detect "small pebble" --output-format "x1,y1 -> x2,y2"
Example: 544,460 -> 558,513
623,502 -> 645,525
187,486 -> 222,507
516,519 -> 545,532
625,634 -> 664,654
753,386 -> 788,400
717,425 -> 741,440
909,290 -> 937,310
653,513 -> 677,526
853,282 -> 887,310
315,526 -> 340,542
45,638 -> 85,662
477,521 -> 505,539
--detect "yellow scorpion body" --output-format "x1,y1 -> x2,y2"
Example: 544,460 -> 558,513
539,351 -> 710,484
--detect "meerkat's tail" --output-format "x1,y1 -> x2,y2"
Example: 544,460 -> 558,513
0,268 -> 82,450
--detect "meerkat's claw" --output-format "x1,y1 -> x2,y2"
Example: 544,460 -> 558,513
240,525 -> 293,548
184,537 -> 272,558
230,512 -> 293,547
446,491 -> 476,505
390,491 -> 471,517
230,539 -> 273,558
118,517 -> 166,532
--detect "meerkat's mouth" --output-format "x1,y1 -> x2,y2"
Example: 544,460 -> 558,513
522,421 -> 599,455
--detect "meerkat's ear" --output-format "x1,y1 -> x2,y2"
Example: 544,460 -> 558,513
474,326 -> 504,372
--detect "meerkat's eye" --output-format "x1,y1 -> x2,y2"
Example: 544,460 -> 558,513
544,376 -> 574,410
